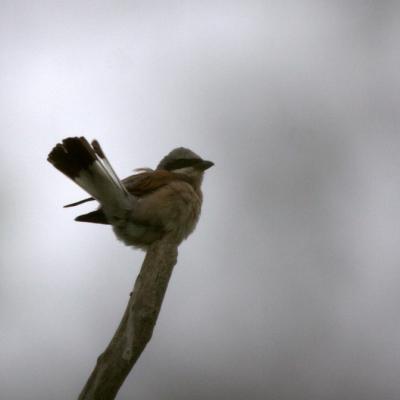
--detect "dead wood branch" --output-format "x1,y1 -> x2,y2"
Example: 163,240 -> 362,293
78,235 -> 179,400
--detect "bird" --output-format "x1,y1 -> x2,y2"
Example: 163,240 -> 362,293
47,137 -> 213,250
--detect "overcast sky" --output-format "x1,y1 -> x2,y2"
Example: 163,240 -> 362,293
2,1 -> 400,399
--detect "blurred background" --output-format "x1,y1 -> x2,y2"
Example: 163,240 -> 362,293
1,1 -> 400,399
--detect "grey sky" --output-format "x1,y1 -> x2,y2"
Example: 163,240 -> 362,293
1,1 -> 400,399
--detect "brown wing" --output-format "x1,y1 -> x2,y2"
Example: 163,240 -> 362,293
122,170 -> 192,197
74,170 -> 192,224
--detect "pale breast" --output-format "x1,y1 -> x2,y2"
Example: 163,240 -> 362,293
111,181 -> 202,248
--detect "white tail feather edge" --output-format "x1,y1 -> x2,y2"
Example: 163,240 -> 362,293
75,150 -> 131,212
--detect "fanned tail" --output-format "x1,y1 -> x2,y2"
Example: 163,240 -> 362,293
47,137 -> 130,210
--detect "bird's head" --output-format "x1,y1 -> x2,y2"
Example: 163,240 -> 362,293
157,147 -> 214,183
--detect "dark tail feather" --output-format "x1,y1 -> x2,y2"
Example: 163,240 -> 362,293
75,209 -> 109,225
64,197 -> 94,208
47,137 -> 97,180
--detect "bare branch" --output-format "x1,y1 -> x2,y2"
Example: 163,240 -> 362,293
78,234 -> 179,400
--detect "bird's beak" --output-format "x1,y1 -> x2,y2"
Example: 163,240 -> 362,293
197,160 -> 214,171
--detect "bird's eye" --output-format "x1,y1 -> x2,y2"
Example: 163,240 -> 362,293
164,158 -> 201,171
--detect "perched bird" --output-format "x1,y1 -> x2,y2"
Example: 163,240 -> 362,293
47,137 -> 213,249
